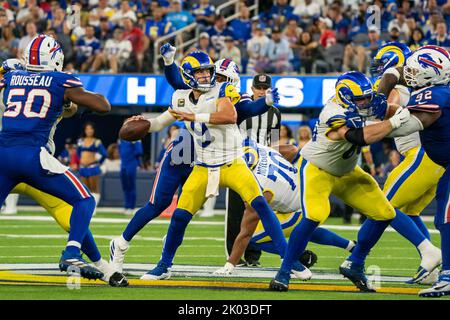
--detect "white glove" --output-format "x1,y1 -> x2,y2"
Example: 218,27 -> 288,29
160,43 -> 177,66
264,87 -> 279,106
213,262 -> 235,275
389,107 -> 410,129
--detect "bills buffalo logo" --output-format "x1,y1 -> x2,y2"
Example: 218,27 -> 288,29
418,53 -> 443,75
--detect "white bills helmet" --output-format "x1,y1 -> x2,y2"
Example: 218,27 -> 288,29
24,34 -> 64,72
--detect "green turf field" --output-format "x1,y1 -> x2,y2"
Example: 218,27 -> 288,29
0,210 -> 446,300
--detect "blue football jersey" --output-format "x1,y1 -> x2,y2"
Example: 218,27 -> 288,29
408,84 -> 450,166
0,70 -> 83,148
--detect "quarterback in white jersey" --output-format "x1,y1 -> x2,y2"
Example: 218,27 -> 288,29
125,51 -> 288,280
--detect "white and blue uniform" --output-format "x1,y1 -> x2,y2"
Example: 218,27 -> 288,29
0,69 -> 93,208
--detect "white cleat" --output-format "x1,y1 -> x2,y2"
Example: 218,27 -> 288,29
408,246 -> 442,284
419,271 -> 450,298
213,262 -> 235,276
291,262 -> 313,281
140,261 -> 171,280
419,268 -> 440,285
109,237 -> 129,273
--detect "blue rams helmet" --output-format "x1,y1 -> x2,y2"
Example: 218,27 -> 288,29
179,51 -> 216,92
335,71 -> 374,116
370,42 -> 412,76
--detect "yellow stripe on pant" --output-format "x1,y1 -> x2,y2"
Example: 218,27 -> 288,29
298,157 -> 395,224
383,146 -> 444,216
11,183 -> 72,231
177,158 -> 263,214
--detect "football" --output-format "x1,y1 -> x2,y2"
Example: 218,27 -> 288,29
119,119 -> 150,141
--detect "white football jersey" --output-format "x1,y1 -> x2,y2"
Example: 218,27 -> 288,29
171,82 -> 244,166
301,96 -> 361,176
250,144 -> 300,213
393,84 -> 421,155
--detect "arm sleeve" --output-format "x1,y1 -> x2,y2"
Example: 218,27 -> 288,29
149,110 -> 177,132
164,62 -> 190,90
387,115 -> 424,137
235,97 -> 269,124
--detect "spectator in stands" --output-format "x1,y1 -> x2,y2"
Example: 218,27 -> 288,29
192,0 -> 216,29
187,32 -> 215,58
428,21 -> 450,50
408,27 -> 426,51
91,26 -> 132,73
266,27 -> 293,74
16,0 -> 45,25
388,9 -> 410,39
122,16 -> 148,72
344,25 -> 378,73
348,1 -> 369,41
229,3 -> 252,44
89,0 -> 115,27
293,0 -> 321,25
144,6 -> 174,41
297,125 -> 312,149
18,21 -> 38,58
0,21 -> 19,61
363,26 -> 384,68
278,124 -> 296,146
401,0 -> 420,22
388,25 -> 402,42
75,25 -> 101,72
284,18 -> 302,71
327,1 -> 351,39
96,16 -> 113,45
318,17 -> 336,48
164,0 -> 194,31
0,1 -> 15,22
207,14 -> 235,57
246,23 -> 270,75
58,138 -> 79,171
219,36 -> 241,71
48,7 -> 70,35
267,0 -> 295,29
422,10 -> 442,40
101,143 -> 121,173
298,30 -> 325,74
111,0 -> 137,25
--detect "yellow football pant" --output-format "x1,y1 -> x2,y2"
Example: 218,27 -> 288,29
298,157 -> 396,224
253,211 -> 302,244
178,158 -> 262,214
11,183 -> 72,231
383,147 -> 444,216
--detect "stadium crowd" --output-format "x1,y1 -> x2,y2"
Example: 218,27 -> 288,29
0,0 -> 449,75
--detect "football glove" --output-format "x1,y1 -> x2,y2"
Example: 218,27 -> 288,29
369,93 -> 388,120
389,107 -> 410,129
160,43 -> 176,65
344,110 -> 365,129
0,58 -> 24,74
265,87 -> 279,106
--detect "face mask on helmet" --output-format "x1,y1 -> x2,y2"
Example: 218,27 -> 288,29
215,59 -> 240,87
180,52 -> 216,92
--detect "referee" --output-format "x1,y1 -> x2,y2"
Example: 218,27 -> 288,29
225,74 -> 281,266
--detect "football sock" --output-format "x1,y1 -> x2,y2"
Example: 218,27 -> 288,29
390,209 -> 426,247
250,196 -> 287,257
440,223 -> 450,271
409,215 -> 431,240
160,208 -> 193,266
252,241 -> 278,255
348,218 -> 391,266
92,193 -> 101,215
122,202 -> 164,242
310,227 -> 352,250
81,230 -> 101,263
67,197 -> 96,255
279,218 -> 319,274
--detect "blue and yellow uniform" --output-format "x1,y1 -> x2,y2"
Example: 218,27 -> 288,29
77,138 -> 107,177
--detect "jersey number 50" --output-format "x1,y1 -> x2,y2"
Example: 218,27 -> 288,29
4,88 -> 51,118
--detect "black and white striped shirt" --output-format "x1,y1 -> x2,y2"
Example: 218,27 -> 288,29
239,94 -> 281,146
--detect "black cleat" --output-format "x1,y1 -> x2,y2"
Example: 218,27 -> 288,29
339,260 -> 376,293
268,271 -> 290,292
300,250 -> 318,268
109,272 -> 129,287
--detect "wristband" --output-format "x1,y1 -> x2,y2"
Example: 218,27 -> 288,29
195,113 -> 210,123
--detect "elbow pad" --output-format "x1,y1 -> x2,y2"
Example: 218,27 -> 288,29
344,127 -> 367,146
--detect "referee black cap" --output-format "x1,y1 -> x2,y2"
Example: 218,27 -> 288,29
252,74 -> 272,89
